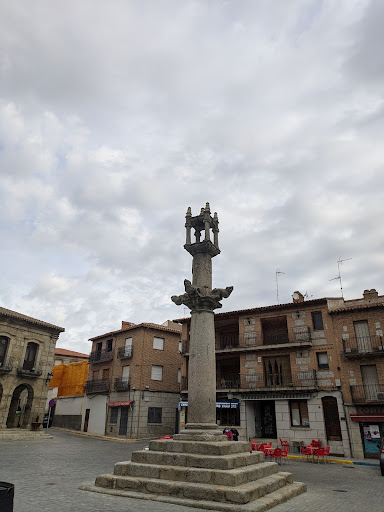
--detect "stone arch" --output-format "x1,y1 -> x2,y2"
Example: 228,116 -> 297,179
6,383 -> 34,428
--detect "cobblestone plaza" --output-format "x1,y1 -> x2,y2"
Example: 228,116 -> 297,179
1,429 -> 383,512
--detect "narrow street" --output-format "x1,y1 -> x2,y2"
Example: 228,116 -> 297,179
1,429 -> 383,512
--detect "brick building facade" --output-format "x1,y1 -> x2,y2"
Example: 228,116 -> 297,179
177,292 -> 350,456
86,321 -> 183,439
329,289 -> 384,459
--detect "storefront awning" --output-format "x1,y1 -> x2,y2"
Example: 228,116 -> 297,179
107,400 -> 135,407
179,401 -> 239,410
350,415 -> 384,422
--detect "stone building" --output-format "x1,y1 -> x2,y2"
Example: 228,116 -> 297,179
0,307 -> 64,430
85,320 -> 183,439
329,289 -> 384,459
177,292 -> 351,457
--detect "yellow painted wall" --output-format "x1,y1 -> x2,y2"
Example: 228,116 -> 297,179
50,360 -> 88,396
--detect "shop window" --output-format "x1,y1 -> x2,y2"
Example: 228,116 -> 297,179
148,407 -> 162,424
110,408 -> 118,424
151,365 -> 163,381
317,352 -> 329,369
290,401 -> 309,427
312,311 -> 324,330
216,407 -> 240,426
153,337 -> 164,350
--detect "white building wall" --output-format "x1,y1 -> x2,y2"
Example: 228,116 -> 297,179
82,395 -> 107,435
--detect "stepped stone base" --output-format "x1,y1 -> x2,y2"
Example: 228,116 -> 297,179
0,429 -> 53,440
81,436 -> 306,511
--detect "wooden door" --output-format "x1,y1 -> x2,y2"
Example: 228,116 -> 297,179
322,397 -> 342,441
361,365 -> 379,400
354,321 -> 371,353
119,407 -> 128,436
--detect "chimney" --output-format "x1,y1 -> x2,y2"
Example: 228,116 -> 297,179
363,289 -> 378,301
122,321 -> 136,329
292,291 -> 305,303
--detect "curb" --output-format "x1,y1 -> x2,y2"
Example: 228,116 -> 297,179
49,427 -> 142,443
286,454 -> 379,467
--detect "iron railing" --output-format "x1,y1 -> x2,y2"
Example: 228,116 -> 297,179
181,370 -> 321,391
343,336 -> 384,356
117,346 -> 133,359
216,333 -> 240,350
114,378 -> 130,391
89,349 -> 114,363
85,379 -> 110,394
17,362 -> 42,377
350,384 -> 384,403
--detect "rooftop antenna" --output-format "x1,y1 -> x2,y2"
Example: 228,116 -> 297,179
276,269 -> 285,305
329,257 -> 352,298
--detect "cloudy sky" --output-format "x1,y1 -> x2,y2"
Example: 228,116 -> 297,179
1,0 -> 383,354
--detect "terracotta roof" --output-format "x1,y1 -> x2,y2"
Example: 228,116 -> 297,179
329,303 -> 384,314
0,306 -> 65,332
172,298 -> 329,323
55,348 -> 89,358
89,322 -> 182,341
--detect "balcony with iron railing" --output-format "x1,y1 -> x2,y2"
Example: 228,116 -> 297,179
17,361 -> 42,378
0,357 -> 14,374
117,346 -> 133,359
343,336 -> 384,358
350,384 -> 384,404
89,349 -> 114,364
114,378 -> 130,391
181,326 -> 315,355
85,379 -> 110,394
181,370 -> 321,392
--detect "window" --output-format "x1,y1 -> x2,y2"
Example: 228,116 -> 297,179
290,401 -> 309,427
148,407 -> 162,424
110,408 -> 118,424
122,365 -> 130,383
151,365 -> 163,381
179,341 -> 182,353
317,352 -> 329,369
96,342 -> 102,352
102,368 -> 110,380
124,338 -> 132,357
312,311 -> 324,330
153,337 -> 164,350
107,339 -> 113,352
23,342 -> 38,370
216,407 -> 240,426
178,368 -> 181,383
0,336 -> 9,366
93,370 -> 98,380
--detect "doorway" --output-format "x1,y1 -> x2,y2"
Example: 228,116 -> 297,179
84,409 -> 90,432
119,406 -> 129,436
6,384 -> 34,428
255,401 -> 277,438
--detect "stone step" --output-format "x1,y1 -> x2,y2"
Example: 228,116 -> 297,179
82,480 -> 306,512
95,471 -> 293,505
114,460 -> 279,486
149,439 -> 251,456
131,449 -> 264,470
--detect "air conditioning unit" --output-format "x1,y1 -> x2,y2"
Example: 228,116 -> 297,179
376,392 -> 384,401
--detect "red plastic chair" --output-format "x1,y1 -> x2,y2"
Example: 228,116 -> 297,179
324,446 -> 330,463
271,448 -> 282,464
158,435 -> 173,439
279,438 -> 289,450
251,441 -> 258,451
300,446 -> 311,462
281,446 -> 289,464
257,443 -> 266,452
315,447 -> 325,463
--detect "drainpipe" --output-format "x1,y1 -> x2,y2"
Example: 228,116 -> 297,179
136,327 -> 147,439
339,385 -> 354,458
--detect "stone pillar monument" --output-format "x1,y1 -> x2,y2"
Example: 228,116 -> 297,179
85,203 -> 306,509
172,203 -> 233,438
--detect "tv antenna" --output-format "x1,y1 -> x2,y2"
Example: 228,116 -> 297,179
329,257 -> 352,298
276,269 -> 285,304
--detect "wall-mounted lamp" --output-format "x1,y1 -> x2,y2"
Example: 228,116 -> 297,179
45,372 -> 53,384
